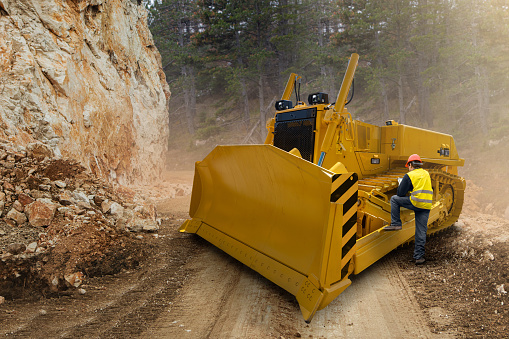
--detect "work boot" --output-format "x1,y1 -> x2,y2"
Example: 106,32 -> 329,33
383,224 -> 402,231
415,257 -> 426,265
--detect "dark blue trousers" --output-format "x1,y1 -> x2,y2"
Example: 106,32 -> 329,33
390,195 -> 430,260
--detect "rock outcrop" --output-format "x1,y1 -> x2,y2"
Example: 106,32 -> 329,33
0,0 -> 170,184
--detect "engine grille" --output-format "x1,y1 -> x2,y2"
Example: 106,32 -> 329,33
273,108 -> 316,162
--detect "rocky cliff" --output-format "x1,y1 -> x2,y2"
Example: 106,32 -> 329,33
0,0 -> 170,184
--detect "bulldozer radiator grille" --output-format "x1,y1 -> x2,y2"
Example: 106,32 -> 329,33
273,108 -> 317,162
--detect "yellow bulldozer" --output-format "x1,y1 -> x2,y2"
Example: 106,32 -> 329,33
180,53 -> 465,322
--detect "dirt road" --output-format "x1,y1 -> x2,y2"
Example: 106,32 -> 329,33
0,171 -> 507,338
143,240 -> 447,338
0,222 -> 442,339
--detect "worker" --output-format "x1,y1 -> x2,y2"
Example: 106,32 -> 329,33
384,154 -> 433,265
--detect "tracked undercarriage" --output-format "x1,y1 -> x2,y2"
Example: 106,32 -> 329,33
349,168 -> 466,276
357,168 -> 466,238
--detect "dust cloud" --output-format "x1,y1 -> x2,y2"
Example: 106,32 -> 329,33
459,139 -> 509,219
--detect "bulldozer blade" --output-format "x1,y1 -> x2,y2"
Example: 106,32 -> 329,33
180,145 -> 358,322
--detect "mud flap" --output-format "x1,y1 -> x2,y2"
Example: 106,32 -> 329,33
180,145 -> 358,322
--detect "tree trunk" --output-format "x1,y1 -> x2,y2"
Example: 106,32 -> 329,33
398,72 -> 405,124
277,0 -> 289,92
471,4 -> 489,135
177,11 -> 194,135
235,28 -> 250,124
417,79 -> 432,127
417,0 -> 433,128
189,65 -> 197,129
375,28 -> 389,123
316,1 -> 336,99
256,2 -> 265,141
474,65 -> 489,135
182,66 -> 196,135
395,1 -> 404,124
258,67 -> 265,142
240,78 -> 250,125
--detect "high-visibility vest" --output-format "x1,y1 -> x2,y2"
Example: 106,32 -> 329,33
407,168 -> 433,209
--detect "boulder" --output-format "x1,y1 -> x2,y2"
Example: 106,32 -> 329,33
17,193 -> 34,206
72,191 -> 91,208
87,195 -> 96,205
64,272 -> 84,288
93,195 -> 105,206
109,202 -> 124,218
102,200 -> 124,218
101,200 -> 113,214
26,142 -> 54,161
58,191 -> 74,206
7,243 -> 26,255
142,220 -> 159,233
3,182 -> 14,191
116,217 -> 127,231
30,189 -> 48,200
136,203 -> 157,220
175,187 -> 185,196
54,180 -> 67,188
12,200 -> 24,212
6,208 -> 27,225
4,219 -> 16,227
72,191 -> 89,203
39,184 -> 51,191
14,152 -> 25,162
25,198 -> 57,227
0,161 -> 14,170
126,218 -> 144,232
77,201 -> 92,210
57,206 -> 75,218
26,242 -> 38,253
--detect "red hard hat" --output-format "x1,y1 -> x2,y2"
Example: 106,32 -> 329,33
405,154 -> 422,167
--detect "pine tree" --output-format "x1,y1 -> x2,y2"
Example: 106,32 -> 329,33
148,0 -> 200,135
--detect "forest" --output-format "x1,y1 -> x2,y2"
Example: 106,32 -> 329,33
146,0 -> 509,149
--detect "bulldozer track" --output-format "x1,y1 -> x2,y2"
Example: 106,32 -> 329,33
358,167 -> 465,233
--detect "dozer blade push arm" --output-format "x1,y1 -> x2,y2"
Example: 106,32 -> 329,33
333,53 -> 359,115
317,53 -> 359,166
281,73 -> 301,101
